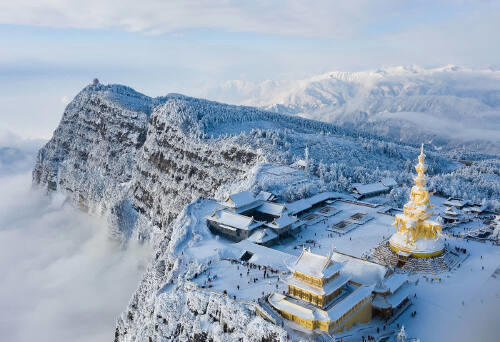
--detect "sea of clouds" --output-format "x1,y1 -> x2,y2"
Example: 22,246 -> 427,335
0,131 -> 151,342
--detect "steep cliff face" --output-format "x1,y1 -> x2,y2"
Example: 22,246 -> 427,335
32,86 -> 260,240
33,84 -> 158,215
132,97 -> 259,232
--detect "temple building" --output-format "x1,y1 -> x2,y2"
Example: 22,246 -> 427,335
389,145 -> 444,258
268,249 -> 374,333
206,190 -> 299,244
372,273 -> 410,319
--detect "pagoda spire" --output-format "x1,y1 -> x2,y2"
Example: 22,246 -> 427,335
389,144 -> 444,257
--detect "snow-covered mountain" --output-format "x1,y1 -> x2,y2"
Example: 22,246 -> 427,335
207,65 -> 500,153
32,83 -> 499,341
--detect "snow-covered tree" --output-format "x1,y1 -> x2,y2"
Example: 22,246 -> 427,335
397,325 -> 407,342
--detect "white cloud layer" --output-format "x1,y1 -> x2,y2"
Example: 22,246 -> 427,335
0,1 -> 393,37
1,0 -> 497,40
0,136 -> 150,342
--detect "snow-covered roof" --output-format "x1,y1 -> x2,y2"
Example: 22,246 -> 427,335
380,177 -> 397,187
371,294 -> 391,309
286,192 -> 341,215
208,210 -> 262,230
387,286 -> 410,307
382,273 -> 408,294
444,207 -> 458,216
291,159 -> 307,168
443,198 -> 469,208
270,285 -> 375,324
257,202 -> 285,217
231,240 -> 296,270
352,182 -> 389,196
463,206 -> 485,213
292,250 -> 341,279
330,252 -> 387,285
285,199 -> 310,216
327,285 -> 374,323
287,274 -> 350,297
247,228 -> 278,244
224,191 -> 258,208
373,284 -> 410,309
268,293 -> 316,321
255,191 -> 274,202
266,214 -> 298,229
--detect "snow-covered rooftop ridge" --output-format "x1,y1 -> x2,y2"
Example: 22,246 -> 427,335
330,252 -> 387,285
266,214 -> 297,229
292,249 -> 341,279
286,192 -> 342,215
255,191 -> 274,201
209,210 -> 261,230
352,182 -> 388,195
247,228 -> 278,244
256,201 -> 285,216
382,273 -> 408,294
231,240 -> 296,269
380,177 -> 397,187
224,190 -> 257,208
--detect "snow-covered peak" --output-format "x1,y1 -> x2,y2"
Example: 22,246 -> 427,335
206,65 -> 500,153
72,83 -> 165,115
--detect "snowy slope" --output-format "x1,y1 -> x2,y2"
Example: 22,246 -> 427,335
207,65 -> 500,153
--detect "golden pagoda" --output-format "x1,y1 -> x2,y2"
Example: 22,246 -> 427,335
389,144 -> 444,258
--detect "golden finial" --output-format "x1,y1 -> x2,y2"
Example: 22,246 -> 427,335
418,143 -> 426,164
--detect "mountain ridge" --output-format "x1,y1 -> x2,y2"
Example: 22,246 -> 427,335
32,82 -> 499,341
205,65 -> 500,153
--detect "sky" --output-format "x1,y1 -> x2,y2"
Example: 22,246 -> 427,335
0,0 -> 499,139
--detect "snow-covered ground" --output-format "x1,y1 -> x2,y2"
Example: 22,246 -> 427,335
176,188 -> 500,341
273,200 -> 394,259
403,237 -> 500,341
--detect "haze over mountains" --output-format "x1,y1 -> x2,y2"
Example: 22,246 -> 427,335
207,65 -> 500,154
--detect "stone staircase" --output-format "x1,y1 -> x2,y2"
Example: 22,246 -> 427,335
371,242 -> 464,274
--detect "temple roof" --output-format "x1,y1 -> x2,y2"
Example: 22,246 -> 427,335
247,228 -> 278,244
209,210 -> 263,230
266,214 -> 298,229
352,182 -> 388,196
287,274 -> 350,296
326,285 -> 374,323
223,191 -> 258,208
257,201 -> 285,216
292,249 -> 342,278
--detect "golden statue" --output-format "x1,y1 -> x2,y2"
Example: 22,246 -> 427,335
389,144 -> 444,258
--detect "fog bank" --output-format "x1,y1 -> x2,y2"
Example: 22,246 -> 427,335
0,146 -> 150,342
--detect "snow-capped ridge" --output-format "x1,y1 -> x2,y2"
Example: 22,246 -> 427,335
208,65 -> 500,153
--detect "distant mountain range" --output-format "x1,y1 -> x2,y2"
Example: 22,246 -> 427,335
206,65 -> 500,154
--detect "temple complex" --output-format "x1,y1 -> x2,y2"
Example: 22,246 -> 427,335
389,145 -> 444,258
268,249 -> 374,333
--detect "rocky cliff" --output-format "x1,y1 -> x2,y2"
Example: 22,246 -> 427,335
33,82 -> 458,341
